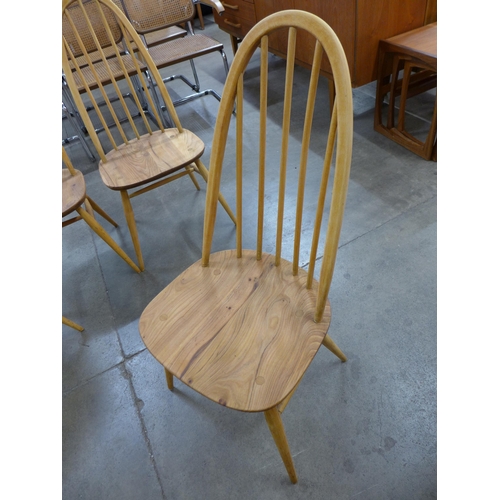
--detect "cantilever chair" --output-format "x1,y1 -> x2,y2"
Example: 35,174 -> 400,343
62,0 -> 236,271
62,147 -> 141,273
62,0 -> 186,137
139,10 -> 353,483
119,0 -> 230,107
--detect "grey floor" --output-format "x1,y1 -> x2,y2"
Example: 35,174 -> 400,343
62,16 -> 436,499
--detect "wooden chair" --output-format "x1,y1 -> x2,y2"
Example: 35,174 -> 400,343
119,0 -> 229,107
139,10 -> 353,483
62,0 -> 236,271
62,147 -> 141,273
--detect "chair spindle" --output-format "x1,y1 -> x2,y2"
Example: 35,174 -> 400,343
275,27 -> 297,267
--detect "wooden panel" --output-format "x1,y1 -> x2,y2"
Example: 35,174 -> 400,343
217,0 -> 430,86
425,0 -> 437,24
355,0 -> 428,85
254,0 -> 289,55
294,0 -> 355,79
255,0 -> 356,80
214,0 -> 256,39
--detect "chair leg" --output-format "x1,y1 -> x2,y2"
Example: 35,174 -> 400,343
120,190 -> 145,271
62,316 -> 84,332
264,407 -> 298,484
164,368 -> 174,391
86,196 -> 119,227
77,206 -> 141,273
196,2 -> 204,30
194,159 -> 236,224
322,334 -> 347,362
186,165 -> 201,190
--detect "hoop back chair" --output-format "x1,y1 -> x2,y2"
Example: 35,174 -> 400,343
119,0 -> 229,107
62,0 -> 235,271
139,10 -> 353,483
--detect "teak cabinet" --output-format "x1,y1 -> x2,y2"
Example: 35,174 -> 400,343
214,0 -> 437,87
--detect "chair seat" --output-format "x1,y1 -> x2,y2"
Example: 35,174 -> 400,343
139,249 -> 332,412
147,34 -> 224,67
99,129 -> 205,190
62,168 -> 86,216
143,25 -> 187,47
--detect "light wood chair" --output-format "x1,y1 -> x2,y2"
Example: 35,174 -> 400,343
119,0 -> 229,107
62,0 -> 236,271
62,147 -> 141,273
139,10 -> 353,483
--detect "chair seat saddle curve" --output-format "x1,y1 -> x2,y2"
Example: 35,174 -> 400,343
139,10 -> 354,484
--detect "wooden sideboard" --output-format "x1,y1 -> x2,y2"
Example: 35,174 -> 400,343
213,0 -> 437,87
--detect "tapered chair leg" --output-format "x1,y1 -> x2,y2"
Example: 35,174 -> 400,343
194,159 -> 237,224
186,165 -> 201,191
164,368 -> 174,390
77,206 -> 141,273
264,407 -> 298,484
322,334 -> 347,362
86,196 -> 119,227
62,316 -> 84,332
120,190 -> 145,271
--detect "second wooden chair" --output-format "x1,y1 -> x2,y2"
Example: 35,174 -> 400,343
62,0 -> 236,271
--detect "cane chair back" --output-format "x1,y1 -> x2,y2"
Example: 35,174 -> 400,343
119,0 -> 229,106
139,10 -> 353,484
62,0 -> 235,271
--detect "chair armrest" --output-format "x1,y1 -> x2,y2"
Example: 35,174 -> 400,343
198,0 -> 225,15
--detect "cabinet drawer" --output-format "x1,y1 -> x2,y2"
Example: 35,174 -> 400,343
215,13 -> 255,39
219,0 -> 256,23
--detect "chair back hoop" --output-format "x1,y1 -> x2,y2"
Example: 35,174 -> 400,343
120,0 -> 195,34
201,10 -> 353,323
62,0 -> 183,163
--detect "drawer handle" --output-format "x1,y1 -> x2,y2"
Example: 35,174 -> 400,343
222,2 -> 239,10
224,19 -> 241,28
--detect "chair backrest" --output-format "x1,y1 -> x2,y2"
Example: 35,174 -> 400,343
202,10 -> 353,323
62,0 -> 184,163
119,0 -> 195,34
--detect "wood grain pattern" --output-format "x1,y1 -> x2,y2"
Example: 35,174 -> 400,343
140,250 -> 331,412
218,0 -> 432,86
99,129 -> 205,190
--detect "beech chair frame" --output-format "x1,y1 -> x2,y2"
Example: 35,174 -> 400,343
139,10 -> 353,484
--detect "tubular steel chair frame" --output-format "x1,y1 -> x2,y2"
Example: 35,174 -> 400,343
62,0 -> 184,134
119,0 -> 229,108
62,0 -> 235,271
139,10 -> 353,484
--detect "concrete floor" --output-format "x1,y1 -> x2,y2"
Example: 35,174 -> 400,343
62,16 -> 437,499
